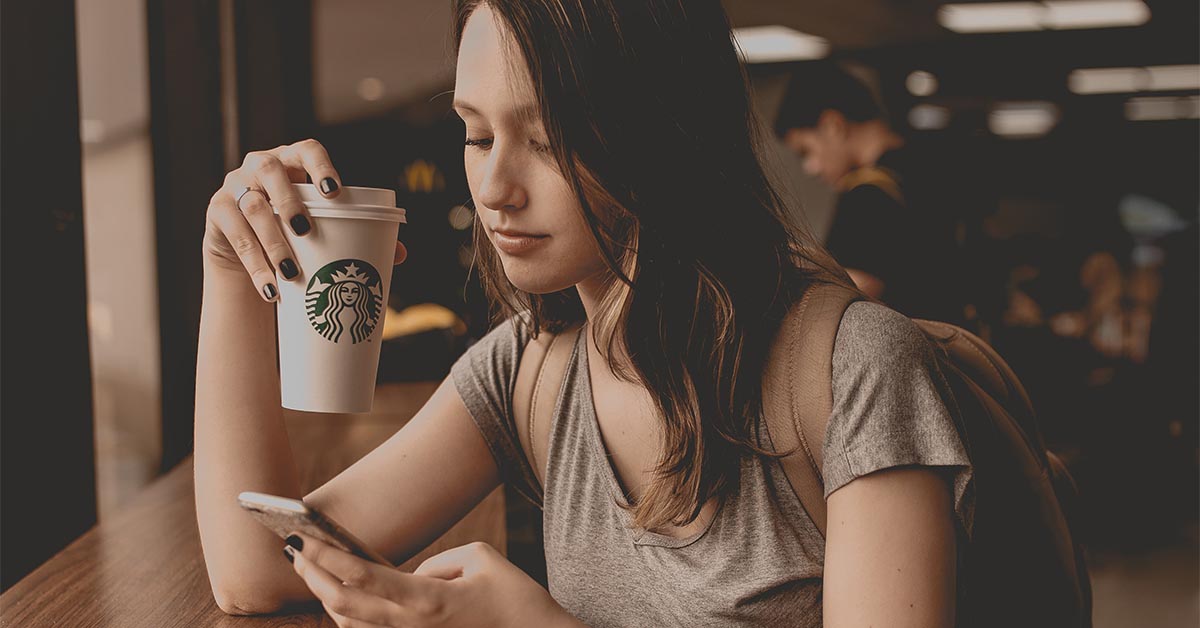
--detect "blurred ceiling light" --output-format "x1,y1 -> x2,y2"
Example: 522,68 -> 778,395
1068,67 -> 1147,93
939,2 -> 1044,33
988,101 -> 1059,138
1147,65 -> 1200,91
1124,96 -> 1177,120
1183,96 -> 1200,119
356,77 -> 386,102
906,71 -> 939,97
1125,95 -> 1200,121
909,104 -> 951,130
1070,65 -> 1200,94
1042,0 -> 1149,29
731,26 -> 829,63
939,0 -> 1149,33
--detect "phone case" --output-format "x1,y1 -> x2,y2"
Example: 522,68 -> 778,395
237,491 -> 394,567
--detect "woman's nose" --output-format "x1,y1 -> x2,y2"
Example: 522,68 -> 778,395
476,147 -> 528,212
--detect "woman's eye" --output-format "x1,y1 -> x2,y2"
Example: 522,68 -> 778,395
464,137 -> 550,154
464,137 -> 493,150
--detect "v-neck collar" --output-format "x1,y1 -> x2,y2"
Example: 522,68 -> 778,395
567,328 -> 722,549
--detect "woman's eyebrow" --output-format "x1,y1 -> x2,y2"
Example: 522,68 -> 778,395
452,99 -> 542,124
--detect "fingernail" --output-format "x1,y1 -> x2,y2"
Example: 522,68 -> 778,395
290,214 -> 311,236
319,178 -> 338,195
263,283 -> 277,301
286,534 -> 304,552
279,258 -> 299,280
283,546 -> 295,563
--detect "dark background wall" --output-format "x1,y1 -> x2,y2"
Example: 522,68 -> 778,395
1,0 -> 98,592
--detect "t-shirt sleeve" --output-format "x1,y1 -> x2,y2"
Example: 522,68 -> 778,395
449,315 -> 544,508
822,301 -> 976,538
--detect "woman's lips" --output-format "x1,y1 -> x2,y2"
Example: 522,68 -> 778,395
491,229 -> 549,256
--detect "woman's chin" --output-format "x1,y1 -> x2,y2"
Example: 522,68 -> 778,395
500,258 -> 577,295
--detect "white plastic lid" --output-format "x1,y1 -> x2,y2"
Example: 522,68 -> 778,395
273,183 -> 406,223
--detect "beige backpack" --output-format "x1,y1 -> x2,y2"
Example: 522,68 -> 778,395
513,282 -> 1092,627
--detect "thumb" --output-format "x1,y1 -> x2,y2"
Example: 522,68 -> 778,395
413,551 -> 464,580
413,542 -> 493,580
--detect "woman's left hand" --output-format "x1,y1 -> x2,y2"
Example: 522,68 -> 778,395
287,533 -> 582,628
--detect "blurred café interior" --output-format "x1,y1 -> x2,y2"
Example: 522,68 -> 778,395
2,0 -> 1197,625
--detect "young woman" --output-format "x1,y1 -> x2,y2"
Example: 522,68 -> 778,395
195,1 -> 973,626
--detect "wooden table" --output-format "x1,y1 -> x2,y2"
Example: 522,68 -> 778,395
0,382 -> 506,627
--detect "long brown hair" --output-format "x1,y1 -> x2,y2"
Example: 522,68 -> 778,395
452,0 -> 845,531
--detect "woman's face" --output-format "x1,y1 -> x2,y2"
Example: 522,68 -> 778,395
454,5 -> 607,294
338,283 -> 360,305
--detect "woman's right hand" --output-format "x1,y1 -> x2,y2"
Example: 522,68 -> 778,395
203,139 -> 407,302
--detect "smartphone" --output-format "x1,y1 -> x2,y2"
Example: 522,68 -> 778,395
237,491 -> 394,568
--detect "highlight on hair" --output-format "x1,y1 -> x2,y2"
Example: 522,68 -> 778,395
452,0 -> 850,532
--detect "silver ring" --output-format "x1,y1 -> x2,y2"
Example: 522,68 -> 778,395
235,186 -> 262,211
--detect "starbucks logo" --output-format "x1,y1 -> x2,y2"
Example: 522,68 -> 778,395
305,259 -> 384,344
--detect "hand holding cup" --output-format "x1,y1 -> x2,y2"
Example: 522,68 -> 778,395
202,138 -> 407,302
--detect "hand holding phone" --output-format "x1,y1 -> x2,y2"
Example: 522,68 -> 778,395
237,491 -> 394,568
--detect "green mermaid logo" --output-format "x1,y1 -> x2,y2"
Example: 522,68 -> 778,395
305,259 -> 384,344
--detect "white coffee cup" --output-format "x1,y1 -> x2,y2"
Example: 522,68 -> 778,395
272,183 -> 406,413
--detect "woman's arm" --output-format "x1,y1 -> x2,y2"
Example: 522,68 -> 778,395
822,466 -> 958,628
196,264 -> 505,615
194,259 -> 314,614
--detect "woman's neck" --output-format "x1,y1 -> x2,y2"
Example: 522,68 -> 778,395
854,122 -> 905,169
575,269 -> 634,369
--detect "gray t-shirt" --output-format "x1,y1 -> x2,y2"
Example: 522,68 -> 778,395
450,301 -> 973,627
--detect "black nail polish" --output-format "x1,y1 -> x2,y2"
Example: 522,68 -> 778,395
290,214 -> 311,236
319,178 -> 338,195
283,546 -> 295,563
279,258 -> 299,280
286,534 -> 304,552
263,283 -> 277,300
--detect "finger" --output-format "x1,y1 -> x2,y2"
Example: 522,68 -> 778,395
413,541 -> 496,580
394,241 -> 408,266
412,559 -> 462,580
277,138 -> 342,199
291,532 -> 427,602
236,185 -> 302,283
242,150 -> 313,239
290,545 -> 404,627
207,195 -> 280,302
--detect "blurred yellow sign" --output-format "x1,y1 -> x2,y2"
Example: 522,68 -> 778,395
402,159 -> 445,193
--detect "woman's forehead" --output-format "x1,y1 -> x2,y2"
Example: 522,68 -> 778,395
454,5 -> 534,120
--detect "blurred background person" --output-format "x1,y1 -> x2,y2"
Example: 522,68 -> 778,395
773,63 -> 971,325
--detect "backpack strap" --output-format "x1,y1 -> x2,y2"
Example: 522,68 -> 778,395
835,165 -> 905,206
762,283 -> 860,537
513,324 -> 583,495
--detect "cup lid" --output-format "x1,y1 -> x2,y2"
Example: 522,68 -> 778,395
293,182 -> 396,207
274,183 -> 406,223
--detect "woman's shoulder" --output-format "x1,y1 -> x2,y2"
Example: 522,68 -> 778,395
461,311 -> 536,358
450,314 -> 531,397
453,312 -> 587,391
832,300 -> 934,370
821,300 -> 974,532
